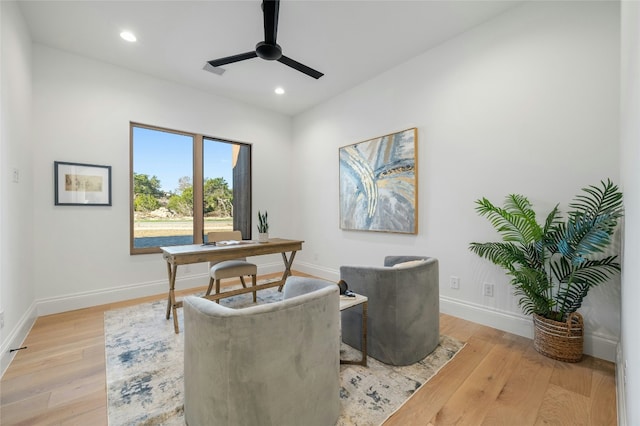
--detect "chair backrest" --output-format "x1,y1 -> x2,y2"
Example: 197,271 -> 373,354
340,255 -> 439,365
207,231 -> 246,265
183,277 -> 340,426
207,230 -> 242,243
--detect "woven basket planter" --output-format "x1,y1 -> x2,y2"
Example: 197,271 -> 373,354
533,312 -> 584,363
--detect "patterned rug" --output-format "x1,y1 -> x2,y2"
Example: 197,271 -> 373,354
105,285 -> 464,425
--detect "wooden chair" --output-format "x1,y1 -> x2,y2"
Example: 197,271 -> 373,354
206,231 -> 257,303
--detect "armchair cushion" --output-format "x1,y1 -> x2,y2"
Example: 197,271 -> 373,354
209,260 -> 257,279
392,259 -> 427,268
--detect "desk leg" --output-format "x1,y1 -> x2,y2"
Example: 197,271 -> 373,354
278,250 -> 297,291
165,262 -> 180,334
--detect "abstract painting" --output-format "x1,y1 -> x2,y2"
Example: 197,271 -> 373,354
339,128 -> 417,234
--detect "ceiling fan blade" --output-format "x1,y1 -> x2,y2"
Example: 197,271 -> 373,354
278,55 -> 324,79
263,0 -> 279,45
208,51 -> 258,67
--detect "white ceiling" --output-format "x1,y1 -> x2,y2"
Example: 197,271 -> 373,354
18,0 -> 522,116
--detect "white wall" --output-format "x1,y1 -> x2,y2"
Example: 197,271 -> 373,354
30,45 -> 293,314
0,1 -> 36,374
620,1 -> 640,423
292,1 -> 621,360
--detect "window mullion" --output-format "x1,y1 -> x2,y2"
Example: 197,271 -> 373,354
193,134 -> 204,244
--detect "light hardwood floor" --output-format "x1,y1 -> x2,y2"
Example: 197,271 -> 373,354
1,273 -> 617,425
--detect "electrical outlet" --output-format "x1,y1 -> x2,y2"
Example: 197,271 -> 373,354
450,276 -> 460,289
12,168 -> 19,183
0,310 -> 4,329
483,282 -> 494,297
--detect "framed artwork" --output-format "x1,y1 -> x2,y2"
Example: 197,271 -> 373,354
54,161 -> 112,206
339,128 -> 418,234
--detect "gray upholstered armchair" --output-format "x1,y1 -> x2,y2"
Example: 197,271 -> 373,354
340,256 -> 439,366
183,276 -> 340,426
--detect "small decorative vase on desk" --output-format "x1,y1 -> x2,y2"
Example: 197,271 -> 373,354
257,210 -> 269,243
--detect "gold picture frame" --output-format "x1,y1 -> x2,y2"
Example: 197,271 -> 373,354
339,128 -> 418,234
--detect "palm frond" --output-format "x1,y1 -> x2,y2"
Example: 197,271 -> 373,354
550,257 -> 619,320
510,268 -> 554,316
569,179 -> 623,222
568,256 -> 620,284
558,215 -> 619,263
474,195 -> 543,244
469,242 -> 527,271
550,256 -> 619,286
549,256 -> 572,284
543,204 -> 563,234
504,194 -> 545,241
523,243 -> 546,270
556,279 -> 591,319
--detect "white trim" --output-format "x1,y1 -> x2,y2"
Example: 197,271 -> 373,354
293,266 -> 619,361
293,261 -> 339,281
3,263 -> 287,376
255,261 -> 287,276
35,262 -> 287,317
584,332 -> 619,364
1,301 -> 37,378
617,343 -> 627,426
36,276 -> 197,317
6,264 -> 618,378
440,296 -> 618,362
440,295 -> 534,337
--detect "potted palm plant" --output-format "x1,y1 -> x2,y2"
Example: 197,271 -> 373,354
469,179 -> 623,362
257,210 -> 269,243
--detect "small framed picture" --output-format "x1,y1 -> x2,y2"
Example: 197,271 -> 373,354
54,161 -> 112,206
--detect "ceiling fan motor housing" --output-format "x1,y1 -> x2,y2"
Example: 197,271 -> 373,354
255,42 -> 282,61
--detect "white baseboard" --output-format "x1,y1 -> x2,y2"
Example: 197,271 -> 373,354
293,261 -> 339,281
4,263 -> 617,379
35,262 -> 288,317
1,301 -> 37,378
440,296 -> 618,362
440,295 -> 534,337
617,343 -> 627,425
2,262 -> 289,377
35,275 -> 205,317
295,265 -> 619,362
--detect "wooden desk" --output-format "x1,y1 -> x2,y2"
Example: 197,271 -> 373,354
161,238 -> 303,333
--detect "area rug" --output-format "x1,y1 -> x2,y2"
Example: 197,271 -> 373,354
105,285 -> 464,425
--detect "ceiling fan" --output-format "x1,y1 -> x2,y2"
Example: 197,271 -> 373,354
206,0 -> 324,79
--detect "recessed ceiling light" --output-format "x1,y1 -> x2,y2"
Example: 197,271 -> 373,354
275,87 -> 285,95
120,31 -> 137,42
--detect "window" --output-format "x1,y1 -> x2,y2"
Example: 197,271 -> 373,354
130,123 -> 252,254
